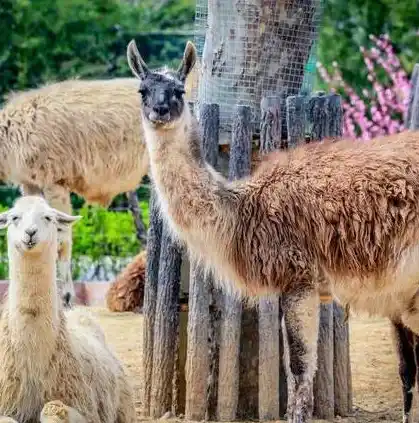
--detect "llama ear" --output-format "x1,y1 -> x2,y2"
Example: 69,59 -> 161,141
127,39 -> 149,80
53,210 -> 82,228
178,41 -> 197,82
0,211 -> 9,229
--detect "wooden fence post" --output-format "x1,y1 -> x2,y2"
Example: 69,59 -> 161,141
185,103 -> 220,420
217,105 -> 252,421
308,93 -> 334,420
407,64 -> 419,130
141,191 -> 163,417
258,96 -> 282,421
150,226 -> 183,418
286,95 -> 306,147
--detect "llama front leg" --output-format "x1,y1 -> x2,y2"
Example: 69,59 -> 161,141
116,374 -> 137,423
391,320 -> 416,423
43,185 -> 75,307
282,288 -> 320,423
40,400 -> 87,423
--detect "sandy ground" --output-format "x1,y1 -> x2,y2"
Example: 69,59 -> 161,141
89,307 -> 409,423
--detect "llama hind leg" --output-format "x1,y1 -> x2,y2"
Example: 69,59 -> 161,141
391,320 -> 416,423
40,401 -> 87,423
116,374 -> 137,423
282,288 -> 320,423
43,185 -> 76,308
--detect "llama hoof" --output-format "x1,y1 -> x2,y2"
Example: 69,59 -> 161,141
41,400 -> 69,423
287,385 -> 313,423
403,413 -> 413,423
0,417 -> 18,423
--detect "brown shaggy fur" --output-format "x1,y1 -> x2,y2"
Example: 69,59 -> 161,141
106,250 -> 146,313
128,39 -> 419,423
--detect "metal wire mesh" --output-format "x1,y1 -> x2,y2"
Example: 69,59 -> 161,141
189,0 -> 324,134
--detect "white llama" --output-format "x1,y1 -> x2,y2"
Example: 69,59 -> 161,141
0,196 -> 136,423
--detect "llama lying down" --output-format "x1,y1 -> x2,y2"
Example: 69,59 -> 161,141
127,39 -> 419,423
0,196 -> 136,423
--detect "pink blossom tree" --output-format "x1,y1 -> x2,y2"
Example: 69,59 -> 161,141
317,34 -> 413,140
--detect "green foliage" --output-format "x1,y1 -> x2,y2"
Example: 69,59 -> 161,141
317,0 -> 419,93
0,0 -> 195,104
0,201 -> 150,280
71,202 -> 149,279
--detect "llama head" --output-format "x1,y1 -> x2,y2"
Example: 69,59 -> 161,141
0,196 -> 81,256
127,39 -> 197,130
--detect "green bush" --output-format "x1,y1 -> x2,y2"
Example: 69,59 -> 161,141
0,201 -> 149,280
0,0 -> 195,104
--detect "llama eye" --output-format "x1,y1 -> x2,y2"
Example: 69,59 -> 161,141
44,216 -> 52,222
174,88 -> 185,97
138,87 -> 148,97
11,216 -> 19,222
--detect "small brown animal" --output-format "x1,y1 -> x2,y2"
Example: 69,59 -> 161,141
127,39 -> 419,423
106,250 -> 147,313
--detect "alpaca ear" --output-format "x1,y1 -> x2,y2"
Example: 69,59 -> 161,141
178,41 -> 197,82
0,211 -> 9,229
127,39 -> 149,80
53,210 -> 82,228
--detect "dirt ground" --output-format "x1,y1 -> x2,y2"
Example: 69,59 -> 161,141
89,307 -> 408,423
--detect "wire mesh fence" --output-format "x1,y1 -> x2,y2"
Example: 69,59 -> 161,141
189,0 -> 324,133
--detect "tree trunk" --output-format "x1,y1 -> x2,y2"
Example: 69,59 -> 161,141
199,0 -> 319,132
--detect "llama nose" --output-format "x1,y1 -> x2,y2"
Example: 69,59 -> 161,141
25,227 -> 37,238
153,104 -> 169,116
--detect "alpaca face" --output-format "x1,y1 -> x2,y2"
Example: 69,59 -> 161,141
0,196 -> 81,255
127,39 -> 197,129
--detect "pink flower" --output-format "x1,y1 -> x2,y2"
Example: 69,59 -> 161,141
317,33 -> 412,140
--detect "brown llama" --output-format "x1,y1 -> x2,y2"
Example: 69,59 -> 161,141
127,39 -> 419,423
106,250 -> 146,312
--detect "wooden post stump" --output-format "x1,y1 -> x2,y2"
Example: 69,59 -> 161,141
150,225 -> 183,418
258,96 -> 282,421
407,63 -> 419,130
217,105 -> 253,421
141,191 -> 163,417
185,103 -> 220,421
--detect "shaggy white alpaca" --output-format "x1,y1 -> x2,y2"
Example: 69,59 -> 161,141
0,196 -> 136,423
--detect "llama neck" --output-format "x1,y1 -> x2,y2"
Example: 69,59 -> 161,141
6,249 -> 60,342
143,108 -> 237,248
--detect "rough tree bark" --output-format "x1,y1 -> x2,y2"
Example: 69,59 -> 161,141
313,299 -> 334,419
141,191 -> 163,417
185,103 -> 220,420
126,190 -> 148,245
217,105 -> 253,421
258,96 -> 282,421
308,94 -> 335,419
286,95 -> 306,148
199,0 -> 319,131
407,63 -> 419,130
150,225 -> 183,418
